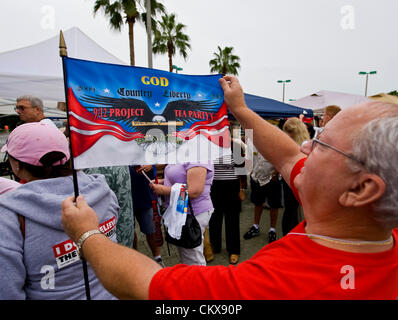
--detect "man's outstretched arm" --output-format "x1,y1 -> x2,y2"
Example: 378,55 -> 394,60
219,75 -> 306,183
62,195 -> 161,300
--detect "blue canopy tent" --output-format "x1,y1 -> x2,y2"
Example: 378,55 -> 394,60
228,93 -> 313,119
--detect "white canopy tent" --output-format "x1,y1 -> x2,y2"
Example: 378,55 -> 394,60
0,27 -> 127,117
290,90 -> 371,114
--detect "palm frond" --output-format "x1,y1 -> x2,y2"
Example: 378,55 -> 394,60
209,45 -> 241,75
151,12 -> 191,63
93,0 -> 110,15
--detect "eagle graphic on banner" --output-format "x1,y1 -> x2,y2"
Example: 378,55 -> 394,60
79,94 -> 220,135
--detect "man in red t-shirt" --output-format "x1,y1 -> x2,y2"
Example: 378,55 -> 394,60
61,76 -> 398,300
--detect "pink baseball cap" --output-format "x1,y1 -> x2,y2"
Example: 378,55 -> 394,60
1,122 -> 70,166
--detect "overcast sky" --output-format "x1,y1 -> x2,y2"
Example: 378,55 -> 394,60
1,0 -> 397,101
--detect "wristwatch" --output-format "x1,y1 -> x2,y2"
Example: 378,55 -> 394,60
76,229 -> 103,258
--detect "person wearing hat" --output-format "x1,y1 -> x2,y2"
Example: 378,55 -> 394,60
0,122 -> 119,300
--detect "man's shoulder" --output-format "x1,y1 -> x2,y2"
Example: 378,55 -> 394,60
39,118 -> 57,126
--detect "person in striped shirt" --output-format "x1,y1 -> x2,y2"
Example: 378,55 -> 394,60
207,137 -> 247,264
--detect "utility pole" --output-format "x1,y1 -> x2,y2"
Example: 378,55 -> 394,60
146,0 -> 153,68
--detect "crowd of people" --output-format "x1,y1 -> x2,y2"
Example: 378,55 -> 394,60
1,81 -> 397,299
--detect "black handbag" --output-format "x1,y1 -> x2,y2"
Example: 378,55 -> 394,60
165,198 -> 202,249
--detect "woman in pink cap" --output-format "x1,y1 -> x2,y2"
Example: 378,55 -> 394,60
0,122 -> 119,300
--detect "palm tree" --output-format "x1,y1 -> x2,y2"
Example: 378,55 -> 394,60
93,0 -> 165,66
209,46 -> 240,76
152,13 -> 191,72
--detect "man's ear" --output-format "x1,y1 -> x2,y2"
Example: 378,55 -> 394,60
339,173 -> 385,207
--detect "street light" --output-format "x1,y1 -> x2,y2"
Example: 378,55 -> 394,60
172,64 -> 183,73
358,71 -> 377,96
277,79 -> 291,102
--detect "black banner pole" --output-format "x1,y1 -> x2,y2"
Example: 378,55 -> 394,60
59,30 -> 91,300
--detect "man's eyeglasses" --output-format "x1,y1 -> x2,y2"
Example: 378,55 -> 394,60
301,127 -> 364,165
14,105 -> 35,112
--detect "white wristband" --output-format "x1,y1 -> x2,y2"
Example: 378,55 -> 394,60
76,229 -> 103,258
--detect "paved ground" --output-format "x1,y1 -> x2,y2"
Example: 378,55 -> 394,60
135,189 -> 304,267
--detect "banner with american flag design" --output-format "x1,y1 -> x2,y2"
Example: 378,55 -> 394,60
63,57 -> 231,169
